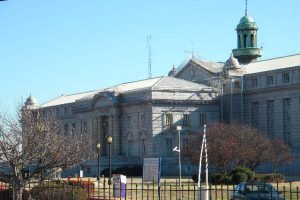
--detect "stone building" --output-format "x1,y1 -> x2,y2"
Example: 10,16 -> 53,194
169,12 -> 300,173
25,76 -> 219,176
26,11 -> 300,175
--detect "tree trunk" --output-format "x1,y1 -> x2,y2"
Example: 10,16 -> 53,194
12,180 -> 23,200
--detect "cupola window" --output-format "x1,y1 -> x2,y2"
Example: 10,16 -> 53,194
250,34 -> 254,47
243,34 -> 247,47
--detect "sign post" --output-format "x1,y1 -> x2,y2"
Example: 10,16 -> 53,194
143,158 -> 161,183
198,124 -> 209,200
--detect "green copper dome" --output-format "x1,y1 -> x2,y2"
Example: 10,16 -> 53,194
237,15 -> 257,30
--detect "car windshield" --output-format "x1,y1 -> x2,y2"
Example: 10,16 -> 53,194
244,183 -> 276,193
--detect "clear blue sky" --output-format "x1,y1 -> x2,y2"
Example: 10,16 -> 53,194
0,0 -> 299,113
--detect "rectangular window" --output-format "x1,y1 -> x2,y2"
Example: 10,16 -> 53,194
251,102 -> 259,127
234,81 -> 240,88
64,124 -> 69,135
56,108 -> 61,116
83,122 -> 87,133
266,75 -> 274,86
251,77 -> 258,88
267,100 -> 274,137
283,72 -> 290,83
71,123 -> 76,135
127,116 -> 132,129
140,114 -> 145,128
283,98 -> 291,145
141,139 -> 146,156
165,114 -> 173,126
127,140 -> 132,155
165,138 -> 173,155
64,107 -> 68,115
199,114 -> 207,127
182,114 -> 190,127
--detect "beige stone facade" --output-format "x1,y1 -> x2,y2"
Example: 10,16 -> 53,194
27,76 -> 220,176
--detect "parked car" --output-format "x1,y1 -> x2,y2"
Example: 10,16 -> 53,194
231,181 -> 284,200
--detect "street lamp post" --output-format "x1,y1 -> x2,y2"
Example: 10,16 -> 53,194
176,126 -> 182,200
107,135 -> 113,185
96,143 -> 101,181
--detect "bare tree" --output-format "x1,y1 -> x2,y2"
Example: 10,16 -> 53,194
0,105 -> 95,200
182,123 -> 295,175
268,140 -> 295,174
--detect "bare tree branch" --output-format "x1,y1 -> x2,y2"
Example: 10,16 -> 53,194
0,105 -> 96,200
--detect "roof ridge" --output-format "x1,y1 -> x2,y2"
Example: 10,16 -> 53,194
41,90 -> 99,106
151,76 -> 166,88
256,53 -> 300,63
61,90 -> 99,97
192,54 -> 224,64
113,76 -> 163,88
153,76 -> 212,88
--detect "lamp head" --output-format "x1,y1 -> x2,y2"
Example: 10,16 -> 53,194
96,143 -> 101,149
107,136 -> 112,144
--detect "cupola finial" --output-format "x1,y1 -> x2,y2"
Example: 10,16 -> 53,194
245,0 -> 248,16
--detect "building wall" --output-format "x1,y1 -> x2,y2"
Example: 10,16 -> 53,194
152,103 -> 220,175
234,67 -> 300,173
40,88 -> 221,176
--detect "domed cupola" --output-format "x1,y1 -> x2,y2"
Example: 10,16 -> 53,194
237,15 -> 257,30
224,54 -> 241,70
168,65 -> 177,77
25,94 -> 38,109
232,2 -> 262,64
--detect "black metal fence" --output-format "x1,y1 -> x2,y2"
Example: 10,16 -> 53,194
0,178 -> 300,200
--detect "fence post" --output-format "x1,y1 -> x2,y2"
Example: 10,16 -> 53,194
164,180 -> 167,200
169,185 -> 171,200
187,180 -> 190,199
87,178 -> 90,200
158,182 -> 161,200
125,182 -> 127,200
226,185 -> 230,199
134,183 -> 137,200
209,184 -> 212,200
221,184 -> 223,200
193,184 -> 196,200
104,177 -> 107,200
131,178 -> 133,200
175,179 -> 177,200
142,178 -> 144,200
147,184 -> 149,200
290,181 -> 292,200
152,179 -> 154,200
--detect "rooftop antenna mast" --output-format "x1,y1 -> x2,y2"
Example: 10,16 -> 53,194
245,0 -> 248,16
147,35 -> 152,79
185,40 -> 195,59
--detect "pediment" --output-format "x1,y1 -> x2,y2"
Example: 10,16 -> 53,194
177,61 -> 215,77
93,91 -> 118,108
175,62 -> 216,85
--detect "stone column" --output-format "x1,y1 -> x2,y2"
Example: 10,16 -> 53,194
99,116 -> 107,156
112,111 -> 121,156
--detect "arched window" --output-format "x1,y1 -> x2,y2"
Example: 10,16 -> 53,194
250,34 -> 254,47
238,35 -> 241,48
243,34 -> 247,48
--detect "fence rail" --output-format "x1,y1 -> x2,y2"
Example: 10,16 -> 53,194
0,178 -> 299,200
